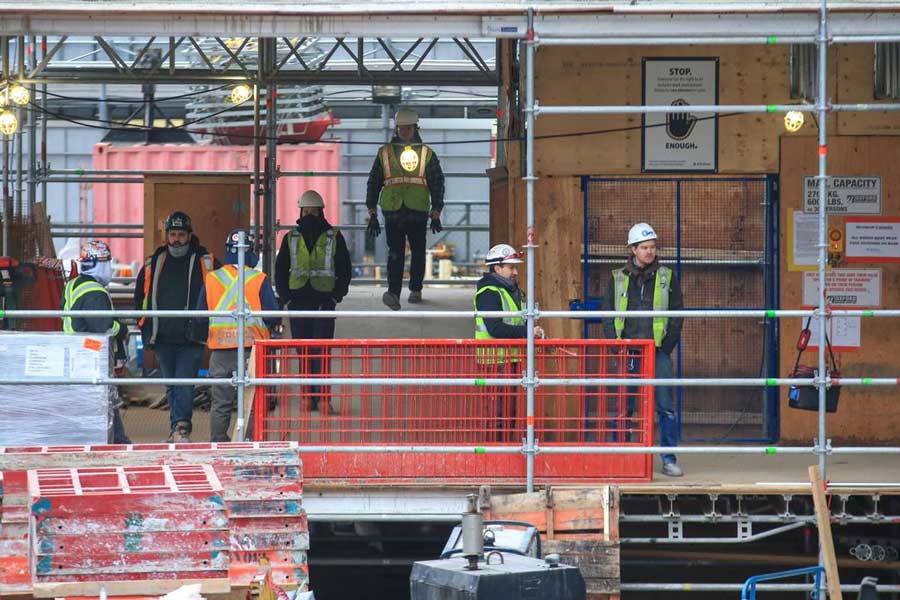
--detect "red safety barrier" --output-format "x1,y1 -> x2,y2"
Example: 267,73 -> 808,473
252,339 -> 655,483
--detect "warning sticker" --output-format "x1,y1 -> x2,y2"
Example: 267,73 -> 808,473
801,268 -> 881,308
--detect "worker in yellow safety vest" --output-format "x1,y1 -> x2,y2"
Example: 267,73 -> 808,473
61,239 -> 129,443
274,190 -> 352,412
365,108 -> 445,311
195,229 -> 280,441
602,222 -> 684,477
474,243 -> 545,442
134,211 -> 220,442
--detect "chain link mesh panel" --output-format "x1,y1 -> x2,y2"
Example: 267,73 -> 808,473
584,177 -> 777,442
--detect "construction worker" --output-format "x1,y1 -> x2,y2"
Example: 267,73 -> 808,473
195,229 -> 279,442
134,211 -> 219,443
61,240 -> 129,444
602,223 -> 684,477
474,243 -> 545,441
275,190 -> 351,411
366,107 -> 444,311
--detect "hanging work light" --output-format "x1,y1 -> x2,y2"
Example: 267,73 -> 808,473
0,110 -> 18,136
8,84 -> 29,106
230,83 -> 253,105
399,145 -> 420,172
784,110 -> 805,132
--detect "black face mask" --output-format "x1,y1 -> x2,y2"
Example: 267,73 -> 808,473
299,214 -> 320,229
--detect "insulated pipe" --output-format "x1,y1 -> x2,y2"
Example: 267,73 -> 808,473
524,7 -> 537,493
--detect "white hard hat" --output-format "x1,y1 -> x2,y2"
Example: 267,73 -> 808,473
394,108 -> 419,127
298,190 -> 325,209
485,243 -> 524,266
628,223 -> 658,246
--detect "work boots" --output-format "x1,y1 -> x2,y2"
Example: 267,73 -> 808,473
408,290 -> 422,304
661,461 -> 683,477
382,291 -> 401,311
167,421 -> 192,443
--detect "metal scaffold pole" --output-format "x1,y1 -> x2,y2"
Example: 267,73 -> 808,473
253,39 -> 263,253
524,8 -> 536,493
264,38 -> 278,277
816,0 -> 830,594
235,230 -> 247,441
27,36 -> 36,217
2,36 -> 9,257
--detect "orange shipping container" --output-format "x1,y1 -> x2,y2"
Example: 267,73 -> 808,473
91,143 -> 341,266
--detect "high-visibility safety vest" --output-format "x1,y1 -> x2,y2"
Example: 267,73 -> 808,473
139,251 -> 214,345
612,265 -> 671,347
378,143 -> 432,212
474,285 -> 525,365
205,265 -> 271,350
62,277 -> 121,336
288,230 -> 337,292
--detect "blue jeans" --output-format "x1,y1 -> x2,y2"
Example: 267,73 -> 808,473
627,350 -> 678,464
155,342 -> 203,432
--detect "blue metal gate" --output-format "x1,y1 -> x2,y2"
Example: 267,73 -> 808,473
581,176 -> 780,443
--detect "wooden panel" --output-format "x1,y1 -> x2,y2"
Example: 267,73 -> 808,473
835,44 -> 900,135
533,44 -> 838,176
487,166 -> 510,247
143,175 -> 251,261
543,539 -> 620,594
502,155 -> 582,338
779,136 -> 900,443
485,487 -> 617,542
809,465 -> 843,600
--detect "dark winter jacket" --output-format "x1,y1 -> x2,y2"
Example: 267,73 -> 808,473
474,271 -> 528,339
134,235 -> 221,347
274,215 -> 353,305
365,130 -> 445,215
601,257 -> 684,355
61,274 -> 127,357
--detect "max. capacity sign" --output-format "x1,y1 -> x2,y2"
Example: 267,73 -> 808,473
803,176 -> 881,214
802,268 -> 881,308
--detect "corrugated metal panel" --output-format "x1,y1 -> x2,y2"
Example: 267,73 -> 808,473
92,143 -> 340,266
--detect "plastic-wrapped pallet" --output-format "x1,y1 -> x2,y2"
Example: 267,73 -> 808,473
0,332 -> 112,445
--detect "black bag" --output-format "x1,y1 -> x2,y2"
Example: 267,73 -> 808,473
788,317 -> 840,413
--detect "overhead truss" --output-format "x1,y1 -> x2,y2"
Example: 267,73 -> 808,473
19,36 -> 498,86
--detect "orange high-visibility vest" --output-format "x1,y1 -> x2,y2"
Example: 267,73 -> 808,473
205,265 -> 270,350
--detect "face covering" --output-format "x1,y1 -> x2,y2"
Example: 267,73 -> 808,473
168,242 -> 190,258
82,261 -> 113,287
299,214 -> 320,229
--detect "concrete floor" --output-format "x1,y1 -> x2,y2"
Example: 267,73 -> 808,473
119,285 -> 900,487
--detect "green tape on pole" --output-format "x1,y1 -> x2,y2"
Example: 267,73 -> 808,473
474,447 -> 486,454
766,378 -> 778,386
765,447 -> 777,455
862,378 -> 873,385
766,105 -> 778,113
863,310 -> 874,317
0,310 -> 5,318
766,36 -> 778,44
75,168 -> 84,175
766,310 -> 776,318
475,378 -> 486,387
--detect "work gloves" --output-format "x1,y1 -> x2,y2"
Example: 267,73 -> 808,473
430,217 -> 443,234
366,214 -> 382,238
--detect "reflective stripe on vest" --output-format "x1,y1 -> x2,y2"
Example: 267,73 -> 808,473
612,265 -> 671,347
474,285 -> 525,365
139,251 -> 214,343
205,265 -> 271,350
288,230 -> 337,292
378,143 -> 431,212
62,278 -> 120,336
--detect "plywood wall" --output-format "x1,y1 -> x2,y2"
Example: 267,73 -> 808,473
532,44 -> 841,176
779,136 -> 900,443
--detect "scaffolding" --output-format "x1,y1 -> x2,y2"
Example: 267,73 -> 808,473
3,0 -> 900,593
